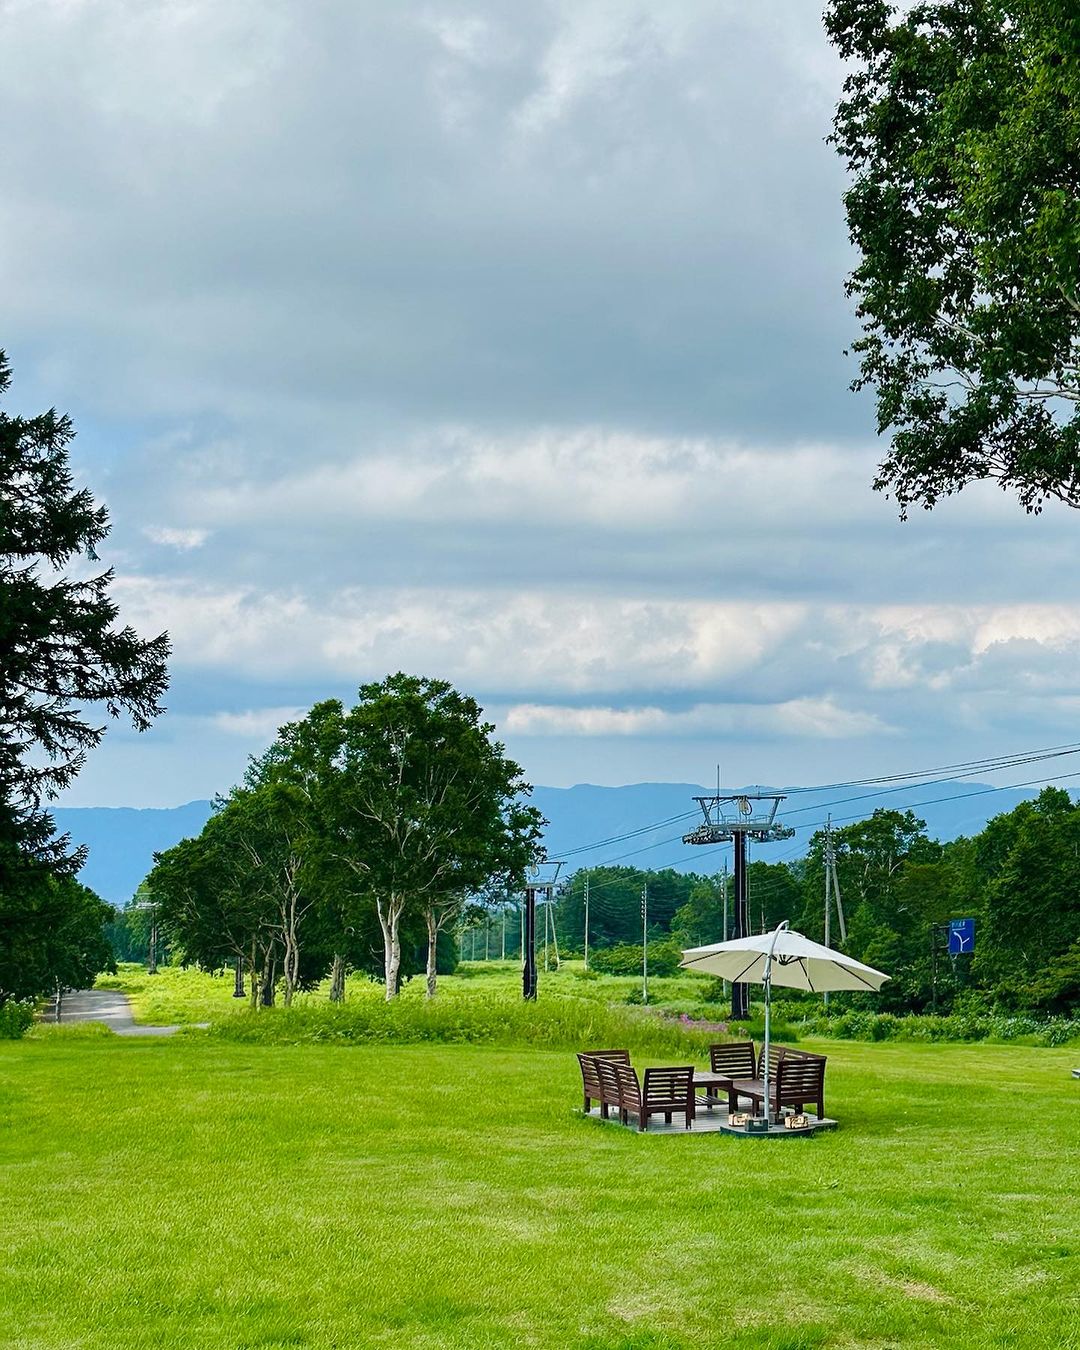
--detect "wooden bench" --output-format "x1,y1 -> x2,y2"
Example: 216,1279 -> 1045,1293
697,1041 -> 758,1109
727,1046 -> 827,1120
577,1049 -> 631,1117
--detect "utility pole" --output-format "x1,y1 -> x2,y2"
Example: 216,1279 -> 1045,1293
823,816 -> 847,1009
683,791 -> 794,1022
500,906 -> 506,960
583,871 -> 590,972
641,881 -> 649,1005
232,956 -> 245,999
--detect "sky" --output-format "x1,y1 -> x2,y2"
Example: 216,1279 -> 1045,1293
4,0 -> 1080,809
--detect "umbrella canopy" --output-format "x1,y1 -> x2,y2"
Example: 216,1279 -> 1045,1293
681,924 -> 890,1127
680,928 -> 889,994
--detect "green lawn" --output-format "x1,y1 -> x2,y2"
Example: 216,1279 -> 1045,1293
1,1032 -> 1077,1348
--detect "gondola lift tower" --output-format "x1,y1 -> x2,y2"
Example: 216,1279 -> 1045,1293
682,790 -> 794,1020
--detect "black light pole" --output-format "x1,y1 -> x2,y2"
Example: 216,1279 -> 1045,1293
731,830 -> 749,1020
523,887 -> 538,1000
233,955 -> 245,999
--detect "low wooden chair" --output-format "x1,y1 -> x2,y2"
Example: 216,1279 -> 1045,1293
702,1041 -> 758,1110
612,1062 -> 696,1132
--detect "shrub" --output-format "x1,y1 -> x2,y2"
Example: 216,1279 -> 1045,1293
782,1007 -> 1080,1047
0,1001 -> 34,1039
591,941 -> 683,978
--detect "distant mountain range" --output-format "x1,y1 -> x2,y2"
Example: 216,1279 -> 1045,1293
54,778 -> 1050,905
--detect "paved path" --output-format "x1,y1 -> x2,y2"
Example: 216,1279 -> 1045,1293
42,989 -> 199,1037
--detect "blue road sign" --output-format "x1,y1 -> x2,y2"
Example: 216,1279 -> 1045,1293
948,918 -> 976,954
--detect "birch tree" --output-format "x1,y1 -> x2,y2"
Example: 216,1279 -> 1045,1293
333,674 -> 544,1001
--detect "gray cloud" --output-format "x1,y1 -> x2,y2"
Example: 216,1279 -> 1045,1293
2,2 -> 1078,808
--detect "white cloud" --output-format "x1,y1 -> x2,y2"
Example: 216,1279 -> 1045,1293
142,525 -> 209,551
210,707 -> 306,739
503,698 -> 890,740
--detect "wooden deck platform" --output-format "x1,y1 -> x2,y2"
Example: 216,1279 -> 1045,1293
583,1104 -> 837,1136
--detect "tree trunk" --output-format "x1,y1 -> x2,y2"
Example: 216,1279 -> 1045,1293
329,952 -> 347,1002
247,939 -> 260,1009
425,910 -> 438,999
378,896 -> 402,1001
260,950 -> 277,1007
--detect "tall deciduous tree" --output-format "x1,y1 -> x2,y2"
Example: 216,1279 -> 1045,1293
827,0 -> 1080,514
333,675 -> 543,1000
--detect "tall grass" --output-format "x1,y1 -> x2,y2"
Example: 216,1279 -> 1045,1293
208,990 -> 758,1057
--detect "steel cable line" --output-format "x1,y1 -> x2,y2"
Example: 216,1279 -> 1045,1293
541,739 -> 1080,872
562,765 -> 1080,897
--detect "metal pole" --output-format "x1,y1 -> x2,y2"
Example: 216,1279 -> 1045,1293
824,817 -> 832,1011
583,872 -> 590,971
721,860 -> 729,999
543,896 -> 549,971
148,916 -> 158,975
501,907 -> 506,960
731,832 -> 749,1021
761,920 -> 789,1128
233,956 -> 245,998
641,882 -> 649,1005
523,887 -> 537,999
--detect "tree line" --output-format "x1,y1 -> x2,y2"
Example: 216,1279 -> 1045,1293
146,677 -> 544,1003
547,792 -> 1080,1016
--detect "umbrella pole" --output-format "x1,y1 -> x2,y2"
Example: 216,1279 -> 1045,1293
762,920 -> 789,1129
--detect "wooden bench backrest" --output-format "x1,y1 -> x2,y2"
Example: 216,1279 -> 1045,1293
758,1043 -> 790,1074
611,1060 -> 642,1107
775,1053 -> 826,1099
709,1041 -> 756,1078
578,1049 -> 630,1099
642,1066 -> 694,1105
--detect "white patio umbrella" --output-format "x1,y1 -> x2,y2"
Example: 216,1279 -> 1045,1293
680,922 -> 890,1126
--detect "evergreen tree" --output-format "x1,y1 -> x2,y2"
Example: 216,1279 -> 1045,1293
0,351 -> 169,1004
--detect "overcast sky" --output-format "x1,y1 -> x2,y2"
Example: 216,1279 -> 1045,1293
5,0 -> 1080,808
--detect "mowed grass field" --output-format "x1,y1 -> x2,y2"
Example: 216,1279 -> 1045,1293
1,1021 -> 1078,1349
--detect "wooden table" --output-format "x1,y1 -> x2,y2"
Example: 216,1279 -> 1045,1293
692,1071 -> 734,1110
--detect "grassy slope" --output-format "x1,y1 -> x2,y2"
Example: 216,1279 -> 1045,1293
98,960 -> 752,1031
1,1033 -> 1078,1349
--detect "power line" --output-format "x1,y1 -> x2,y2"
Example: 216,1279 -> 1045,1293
540,738 -> 1080,872
557,764 -> 1080,897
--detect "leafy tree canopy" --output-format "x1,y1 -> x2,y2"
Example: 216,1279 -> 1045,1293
827,0 -> 1080,514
